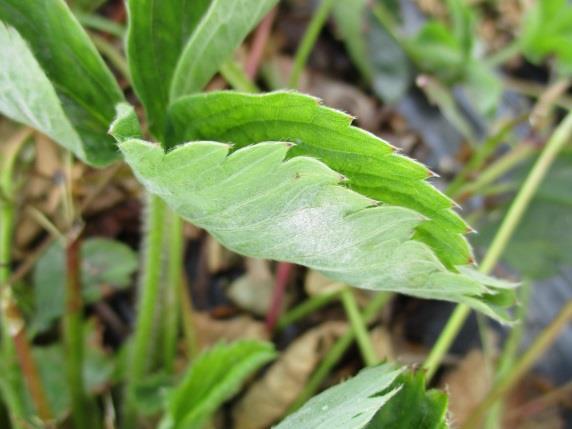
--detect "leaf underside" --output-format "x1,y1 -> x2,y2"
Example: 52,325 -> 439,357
118,92 -> 516,322
165,91 -> 470,270
0,0 -> 124,166
0,22 -> 84,159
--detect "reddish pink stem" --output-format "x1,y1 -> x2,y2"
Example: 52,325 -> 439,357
265,262 -> 294,332
245,7 -> 277,79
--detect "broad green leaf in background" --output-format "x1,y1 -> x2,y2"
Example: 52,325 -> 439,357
116,93 -> 517,322
29,322 -> 115,421
406,22 -> 466,84
333,1 -> 412,103
477,150 -> 572,280
463,62 -> 502,118
169,0 -> 277,101
332,0 -> 372,82
159,341 -> 276,429
521,0 -> 572,76
31,238 -> 138,334
127,0 -> 277,140
126,0 -> 211,138
365,370 -> 448,428
0,23 -> 84,160
275,364 -> 447,429
0,0 -> 124,166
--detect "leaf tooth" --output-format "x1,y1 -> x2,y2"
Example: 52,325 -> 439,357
465,225 -> 477,234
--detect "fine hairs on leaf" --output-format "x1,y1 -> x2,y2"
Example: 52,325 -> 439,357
114,92 -> 517,323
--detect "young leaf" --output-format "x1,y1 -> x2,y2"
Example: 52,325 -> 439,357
521,0 -> 572,76
0,22 -> 84,160
0,0 -> 124,166
169,0 -> 277,100
274,364 -> 447,429
31,238 -> 138,334
126,0 -> 211,138
364,370 -> 448,428
118,137 -> 515,322
159,341 -> 276,429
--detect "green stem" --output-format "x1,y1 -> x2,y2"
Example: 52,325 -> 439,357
289,292 -> 391,411
485,40 -> 521,67
446,116 -> 524,198
220,61 -> 260,92
64,232 -> 94,429
276,291 -> 339,331
463,300 -> 572,429
75,11 -> 126,38
484,282 -> 531,429
123,194 -> 166,428
455,143 -> 536,199
163,213 -> 184,373
288,0 -> 335,88
91,33 -> 131,83
423,110 -> 572,382
0,130 -> 34,428
340,289 -> 378,366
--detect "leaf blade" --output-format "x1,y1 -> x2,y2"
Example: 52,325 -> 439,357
169,0 -> 277,100
0,0 -> 124,166
126,0 -> 211,138
160,340 -> 276,429
120,137 -> 515,322
0,22 -> 84,160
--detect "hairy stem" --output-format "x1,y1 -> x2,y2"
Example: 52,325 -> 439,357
123,193 -> 166,427
163,213 -> 184,372
288,0 -> 335,88
340,289 -> 378,366
423,110 -> 572,382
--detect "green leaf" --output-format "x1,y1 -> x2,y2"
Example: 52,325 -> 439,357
365,370 -> 448,429
406,22 -> 465,83
477,150 -> 572,280
109,102 -> 142,143
160,341 -> 276,429
31,238 -> 138,334
521,0 -> 572,76
31,323 -> 115,421
118,94 -> 517,322
275,364 -> 447,429
332,0 -> 372,82
0,0 -> 124,166
0,22 -> 84,160
169,0 -> 277,100
464,61 -> 502,117
165,91 -> 470,270
126,0 -> 211,138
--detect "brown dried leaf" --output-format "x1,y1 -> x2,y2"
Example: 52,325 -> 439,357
193,312 -> 269,350
227,258 -> 276,316
232,321 -> 347,429
441,349 -> 493,426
